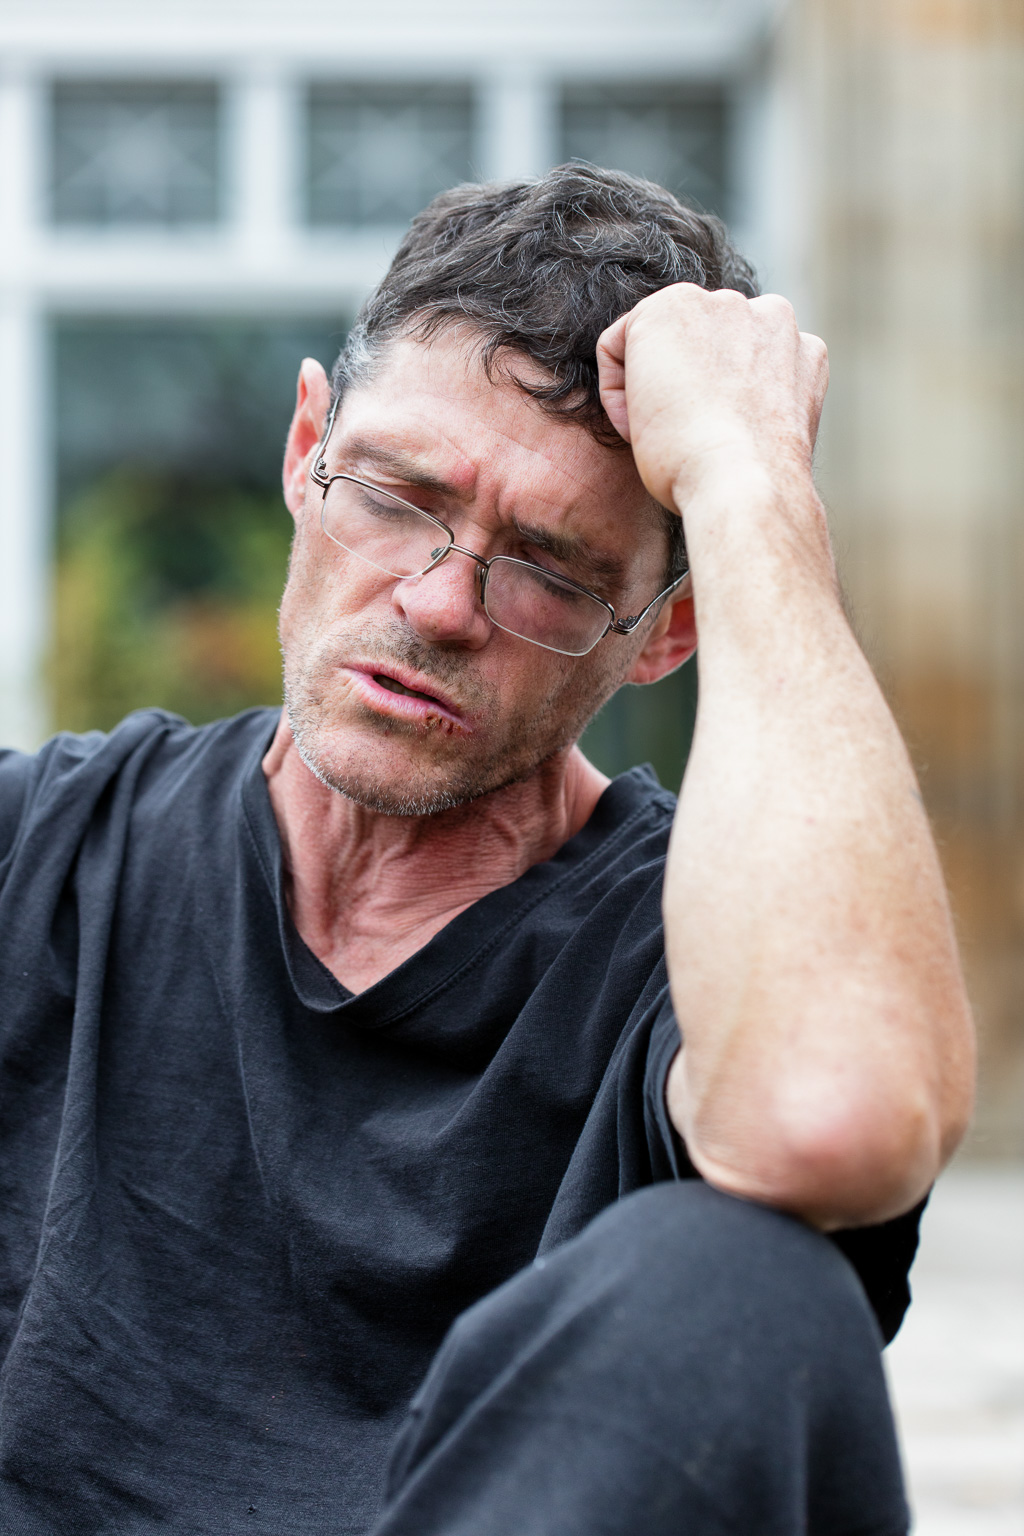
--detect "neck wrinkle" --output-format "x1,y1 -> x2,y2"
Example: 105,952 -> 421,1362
261,709 -> 609,992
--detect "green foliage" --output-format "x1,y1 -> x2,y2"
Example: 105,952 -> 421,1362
51,469 -> 292,732
579,659 -> 697,794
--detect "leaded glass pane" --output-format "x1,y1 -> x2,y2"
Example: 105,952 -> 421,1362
560,83 -> 728,217
306,82 -> 474,226
54,316 -> 348,495
51,316 -> 348,733
50,80 -> 221,225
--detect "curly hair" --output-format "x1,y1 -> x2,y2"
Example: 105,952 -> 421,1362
331,162 -> 758,581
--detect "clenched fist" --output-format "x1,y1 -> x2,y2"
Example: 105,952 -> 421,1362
596,284 -> 829,518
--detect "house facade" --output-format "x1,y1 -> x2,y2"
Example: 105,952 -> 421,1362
1,0 -> 1021,1149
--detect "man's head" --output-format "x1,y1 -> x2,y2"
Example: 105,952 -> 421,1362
279,163 -> 757,815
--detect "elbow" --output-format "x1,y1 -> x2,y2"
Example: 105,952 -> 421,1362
753,1091 -> 949,1229
678,1063 -> 972,1231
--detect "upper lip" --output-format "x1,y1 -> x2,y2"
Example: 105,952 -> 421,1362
348,660 -> 464,719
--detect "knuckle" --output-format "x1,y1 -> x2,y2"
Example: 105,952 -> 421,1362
704,286 -> 747,312
753,293 -> 797,328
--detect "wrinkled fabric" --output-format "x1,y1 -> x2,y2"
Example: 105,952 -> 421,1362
375,1183 -> 909,1536
0,709 -> 922,1534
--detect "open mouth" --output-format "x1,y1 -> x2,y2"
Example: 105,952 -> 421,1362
373,673 -> 442,705
345,663 -> 466,732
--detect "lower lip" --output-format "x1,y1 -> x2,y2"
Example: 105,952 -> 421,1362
345,668 -> 467,732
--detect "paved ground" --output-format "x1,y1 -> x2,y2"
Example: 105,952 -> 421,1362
885,1162 -> 1024,1536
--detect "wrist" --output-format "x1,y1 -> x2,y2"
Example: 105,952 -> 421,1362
673,458 -> 778,527
677,461 -> 837,613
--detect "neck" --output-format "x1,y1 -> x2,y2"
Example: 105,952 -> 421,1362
261,711 -> 610,993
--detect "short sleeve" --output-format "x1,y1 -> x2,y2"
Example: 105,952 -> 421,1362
829,1197 -> 926,1344
642,990 -> 695,1181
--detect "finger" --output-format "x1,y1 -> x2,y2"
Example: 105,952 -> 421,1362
595,312 -> 632,443
749,292 -> 799,328
799,332 -> 829,447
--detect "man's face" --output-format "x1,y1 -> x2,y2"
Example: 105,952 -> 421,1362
279,333 -> 670,815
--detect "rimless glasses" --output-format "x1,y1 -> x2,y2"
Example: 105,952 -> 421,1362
310,399 -> 689,658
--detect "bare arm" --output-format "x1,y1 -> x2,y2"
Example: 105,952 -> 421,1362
597,285 -> 975,1230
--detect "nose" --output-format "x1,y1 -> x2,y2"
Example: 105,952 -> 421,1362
391,545 -> 493,650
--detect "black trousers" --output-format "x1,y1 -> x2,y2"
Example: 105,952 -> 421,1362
372,1183 -> 908,1536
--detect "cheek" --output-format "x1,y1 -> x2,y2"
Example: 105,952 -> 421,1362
282,524 -> 391,634
504,643 -> 622,727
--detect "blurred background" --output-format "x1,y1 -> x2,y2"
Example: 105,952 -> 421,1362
0,2 -> 1021,1523
1,0 -> 1021,1132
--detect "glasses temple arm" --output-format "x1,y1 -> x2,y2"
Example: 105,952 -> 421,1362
608,567 -> 692,635
311,395 -> 342,485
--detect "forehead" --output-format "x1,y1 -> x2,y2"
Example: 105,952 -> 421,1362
330,332 -> 661,548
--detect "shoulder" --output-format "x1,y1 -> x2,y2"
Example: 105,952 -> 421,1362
0,707 -> 279,867
517,766 -> 676,993
582,765 -> 676,868
569,765 -> 676,915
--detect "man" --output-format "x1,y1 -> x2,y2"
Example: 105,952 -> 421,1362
0,165 -> 973,1534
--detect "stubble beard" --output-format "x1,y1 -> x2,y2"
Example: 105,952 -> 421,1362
283,618 -> 618,817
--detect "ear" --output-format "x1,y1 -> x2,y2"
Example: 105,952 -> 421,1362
623,579 -> 697,686
283,358 -> 332,519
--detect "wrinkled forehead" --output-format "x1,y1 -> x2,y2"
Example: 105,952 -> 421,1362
324,332 -> 667,559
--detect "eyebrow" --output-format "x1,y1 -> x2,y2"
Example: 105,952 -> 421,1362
340,436 -> 459,499
340,434 -> 627,591
510,520 -> 625,590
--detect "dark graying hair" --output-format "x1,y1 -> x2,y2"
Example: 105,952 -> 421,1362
331,162 -> 759,583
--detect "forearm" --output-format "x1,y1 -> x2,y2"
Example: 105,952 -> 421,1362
593,280 -> 975,1225
664,466 -> 975,1228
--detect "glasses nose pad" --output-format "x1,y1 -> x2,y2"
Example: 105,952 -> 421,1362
413,544 -> 490,619
434,543 -> 490,607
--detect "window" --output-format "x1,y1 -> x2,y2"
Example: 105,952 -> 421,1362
50,80 -> 221,226
560,83 -> 728,217
51,316 -> 348,733
306,82 -> 474,226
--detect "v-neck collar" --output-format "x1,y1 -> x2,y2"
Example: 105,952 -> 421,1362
238,710 -> 672,1025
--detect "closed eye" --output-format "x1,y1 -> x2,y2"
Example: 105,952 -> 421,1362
351,481 -> 435,525
517,545 -> 575,581
512,558 -> 598,607
512,519 -> 623,600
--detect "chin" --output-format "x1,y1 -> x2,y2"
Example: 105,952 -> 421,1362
282,630 -> 614,818
287,707 -> 529,818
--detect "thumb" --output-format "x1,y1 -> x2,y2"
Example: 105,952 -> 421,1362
595,313 -> 632,443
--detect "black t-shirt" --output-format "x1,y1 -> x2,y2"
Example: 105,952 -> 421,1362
0,708 -> 922,1535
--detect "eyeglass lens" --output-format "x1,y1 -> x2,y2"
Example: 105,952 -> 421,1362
321,477 -> 611,656
322,478 -> 448,579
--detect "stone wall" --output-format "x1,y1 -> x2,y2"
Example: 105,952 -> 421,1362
797,0 -> 1024,1150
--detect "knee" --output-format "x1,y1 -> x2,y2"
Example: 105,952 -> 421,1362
525,1182 -> 897,1500
509,1179 -> 890,1428
560,1180 -> 879,1345
445,1179 -> 882,1411
389,1181 -> 904,1534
